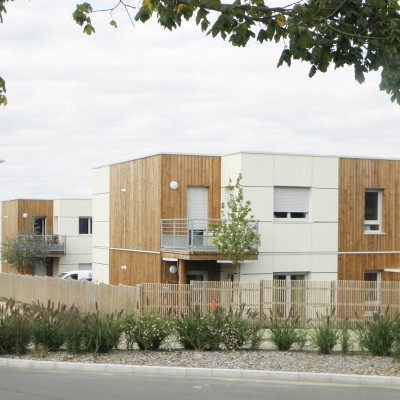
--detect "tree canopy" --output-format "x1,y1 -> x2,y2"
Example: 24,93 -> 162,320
1,0 -> 400,105
1,234 -> 52,273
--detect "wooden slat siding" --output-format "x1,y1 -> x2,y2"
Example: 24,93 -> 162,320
338,158 -> 400,281
109,154 -> 221,285
161,154 -> 221,219
110,250 -> 162,286
109,156 -> 163,285
110,156 -> 162,251
1,200 -> 54,274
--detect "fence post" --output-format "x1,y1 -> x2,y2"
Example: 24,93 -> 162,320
259,280 -> 264,326
138,284 -> 144,316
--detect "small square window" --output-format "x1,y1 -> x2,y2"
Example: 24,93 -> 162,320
79,217 -> 92,234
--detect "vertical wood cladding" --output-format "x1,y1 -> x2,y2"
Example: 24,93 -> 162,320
338,158 -> 400,280
109,154 -> 221,285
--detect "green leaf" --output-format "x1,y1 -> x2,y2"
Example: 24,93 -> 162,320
83,24 -> 95,35
308,65 -> 317,78
277,49 -> 291,67
110,20 -> 118,28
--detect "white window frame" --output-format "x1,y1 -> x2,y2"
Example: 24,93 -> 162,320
274,187 -> 310,221
79,217 -> 92,235
364,270 -> 381,306
364,189 -> 382,233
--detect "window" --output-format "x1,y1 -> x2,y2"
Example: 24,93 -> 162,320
364,271 -> 381,304
33,217 -> 46,235
274,187 -> 310,220
364,189 -> 382,232
273,274 -> 307,318
79,217 -> 92,234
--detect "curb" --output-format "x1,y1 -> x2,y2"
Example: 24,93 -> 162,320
0,358 -> 400,387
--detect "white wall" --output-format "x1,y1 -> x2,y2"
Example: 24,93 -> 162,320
53,199 -> 92,275
221,152 -> 339,282
91,165 -> 110,283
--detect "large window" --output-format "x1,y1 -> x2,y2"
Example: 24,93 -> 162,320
274,187 -> 310,220
79,217 -> 92,235
364,189 -> 382,232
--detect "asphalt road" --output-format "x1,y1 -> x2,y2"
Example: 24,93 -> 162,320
0,367 -> 399,400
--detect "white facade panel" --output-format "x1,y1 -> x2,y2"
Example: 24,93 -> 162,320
310,254 -> 338,279
272,254 -> 312,273
221,154 -> 242,186
257,222 -> 273,253
273,223 -> 312,253
76,235 -> 92,254
92,166 -> 110,281
93,166 -> 110,195
311,188 -> 339,222
93,221 -> 109,248
241,153 -> 274,187
54,199 -> 92,218
93,193 -> 109,222
243,187 -> 273,222
273,155 -> 313,187
58,217 -> 77,236
312,157 -> 339,188
311,223 -> 338,252
92,249 -> 110,283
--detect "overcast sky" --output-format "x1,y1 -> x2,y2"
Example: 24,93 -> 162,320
1,0 -> 400,201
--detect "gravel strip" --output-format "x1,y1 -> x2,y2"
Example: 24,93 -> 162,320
4,350 -> 400,377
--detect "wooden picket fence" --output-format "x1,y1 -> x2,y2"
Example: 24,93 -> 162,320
0,273 -> 399,327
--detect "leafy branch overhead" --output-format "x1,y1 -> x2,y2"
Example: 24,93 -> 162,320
1,0 -> 400,104
71,0 -> 400,104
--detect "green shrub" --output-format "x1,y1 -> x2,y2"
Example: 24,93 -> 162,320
63,306 -> 85,354
0,298 -> 31,355
220,317 -> 262,350
176,305 -> 262,351
175,311 -> 221,351
339,324 -> 353,354
31,301 -> 67,352
268,309 -> 304,351
356,309 -> 400,356
310,312 -> 339,354
81,307 -> 123,353
124,314 -> 174,351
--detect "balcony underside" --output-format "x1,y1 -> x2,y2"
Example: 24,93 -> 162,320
161,250 -> 258,261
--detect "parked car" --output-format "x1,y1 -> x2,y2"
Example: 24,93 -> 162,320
58,270 -> 92,282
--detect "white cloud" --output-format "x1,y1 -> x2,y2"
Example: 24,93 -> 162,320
1,0 -> 400,201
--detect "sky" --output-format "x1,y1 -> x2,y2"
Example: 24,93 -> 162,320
1,0 -> 400,201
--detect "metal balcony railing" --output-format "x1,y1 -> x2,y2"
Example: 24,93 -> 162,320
20,235 -> 66,254
160,218 -> 259,253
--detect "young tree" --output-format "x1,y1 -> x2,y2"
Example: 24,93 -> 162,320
1,234 -> 52,274
211,174 -> 261,276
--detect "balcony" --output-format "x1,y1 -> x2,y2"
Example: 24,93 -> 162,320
160,219 -> 259,255
20,235 -> 66,255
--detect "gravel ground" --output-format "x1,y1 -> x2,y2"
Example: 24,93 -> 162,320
4,350 -> 400,377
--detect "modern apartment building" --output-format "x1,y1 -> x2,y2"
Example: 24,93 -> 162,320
92,152 -> 400,286
0,199 -> 92,276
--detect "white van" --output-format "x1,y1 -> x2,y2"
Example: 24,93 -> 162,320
58,270 -> 92,282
